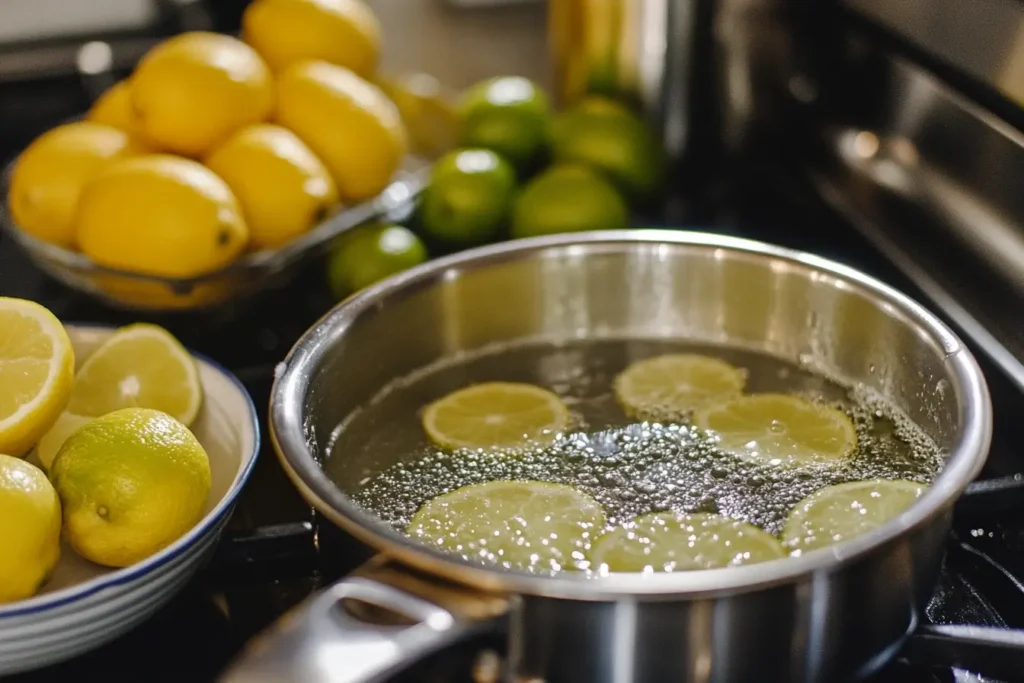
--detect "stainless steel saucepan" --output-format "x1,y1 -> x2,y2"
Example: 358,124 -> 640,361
223,231 -> 1007,683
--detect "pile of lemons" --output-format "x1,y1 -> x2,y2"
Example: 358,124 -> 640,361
0,297 -> 211,603
6,0 -> 407,279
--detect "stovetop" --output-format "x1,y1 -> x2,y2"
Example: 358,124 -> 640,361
3,84 -> 1024,683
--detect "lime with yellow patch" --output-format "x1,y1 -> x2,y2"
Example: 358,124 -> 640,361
696,393 -> 857,465
67,323 -> 202,426
49,408 -> 211,568
589,511 -> 786,573
407,480 -> 605,572
782,478 -> 926,553
0,297 -> 75,456
0,454 -> 62,603
613,354 -> 746,419
422,382 -> 569,450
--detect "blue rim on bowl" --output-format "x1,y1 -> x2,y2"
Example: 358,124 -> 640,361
0,326 -> 261,618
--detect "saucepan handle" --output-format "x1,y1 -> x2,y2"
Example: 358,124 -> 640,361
219,571 -> 495,683
901,623 -> 1024,681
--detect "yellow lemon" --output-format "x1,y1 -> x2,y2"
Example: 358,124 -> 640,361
76,155 -> 249,278
131,32 -> 273,157
242,0 -> 381,77
50,408 -> 212,568
204,124 -> 339,250
86,79 -> 151,148
7,122 -> 139,248
422,382 -> 569,451
274,61 -> 406,203
68,323 -> 203,426
376,73 -> 459,159
0,454 -> 61,603
0,297 -> 75,456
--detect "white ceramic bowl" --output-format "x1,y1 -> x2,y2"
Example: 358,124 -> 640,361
0,325 -> 260,675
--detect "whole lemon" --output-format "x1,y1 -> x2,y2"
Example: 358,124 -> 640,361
204,124 -> 339,250
0,454 -> 61,604
86,80 -> 151,148
8,122 -> 139,248
275,61 -> 406,203
76,155 -> 249,278
243,0 -> 381,77
50,408 -> 211,568
131,32 -> 273,157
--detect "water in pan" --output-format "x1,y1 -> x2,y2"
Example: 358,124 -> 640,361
327,338 -> 943,571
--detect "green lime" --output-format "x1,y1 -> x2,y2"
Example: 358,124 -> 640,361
327,223 -> 428,299
551,97 -> 664,199
782,479 -> 926,553
407,480 -> 606,573
458,76 -> 551,168
511,164 -> 629,239
419,148 -> 516,245
589,512 -> 786,573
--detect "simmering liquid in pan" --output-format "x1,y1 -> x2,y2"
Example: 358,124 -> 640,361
327,339 -> 943,575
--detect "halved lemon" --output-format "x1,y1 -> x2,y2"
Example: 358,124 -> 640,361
696,393 -> 856,465
782,478 -> 926,553
589,511 -> 786,573
613,354 -> 746,419
422,382 -> 569,450
407,480 -> 606,573
67,323 -> 202,426
0,297 -> 75,456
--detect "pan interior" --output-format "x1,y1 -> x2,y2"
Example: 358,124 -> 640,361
290,237 -> 977,584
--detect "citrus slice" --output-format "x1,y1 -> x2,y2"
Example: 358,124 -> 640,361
782,478 -> 926,553
613,354 -> 746,419
422,382 -> 569,450
407,480 -> 606,573
67,323 -> 202,426
696,393 -> 856,465
589,511 -> 786,573
0,297 -> 75,456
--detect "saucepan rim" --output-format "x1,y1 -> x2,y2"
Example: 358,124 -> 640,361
269,229 -> 992,600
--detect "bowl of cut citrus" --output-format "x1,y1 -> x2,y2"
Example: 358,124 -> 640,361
0,297 -> 259,675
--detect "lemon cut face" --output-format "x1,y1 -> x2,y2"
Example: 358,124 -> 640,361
696,393 -> 857,466
422,382 -> 569,450
67,323 -> 202,426
589,511 -> 786,573
0,297 -> 75,456
782,478 -> 926,553
407,480 -> 606,573
613,353 -> 746,420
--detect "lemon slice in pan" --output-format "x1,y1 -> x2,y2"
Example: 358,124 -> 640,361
696,393 -> 856,465
589,511 -> 786,573
407,480 -> 606,572
782,478 -> 926,553
422,382 -> 569,450
614,354 -> 746,419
